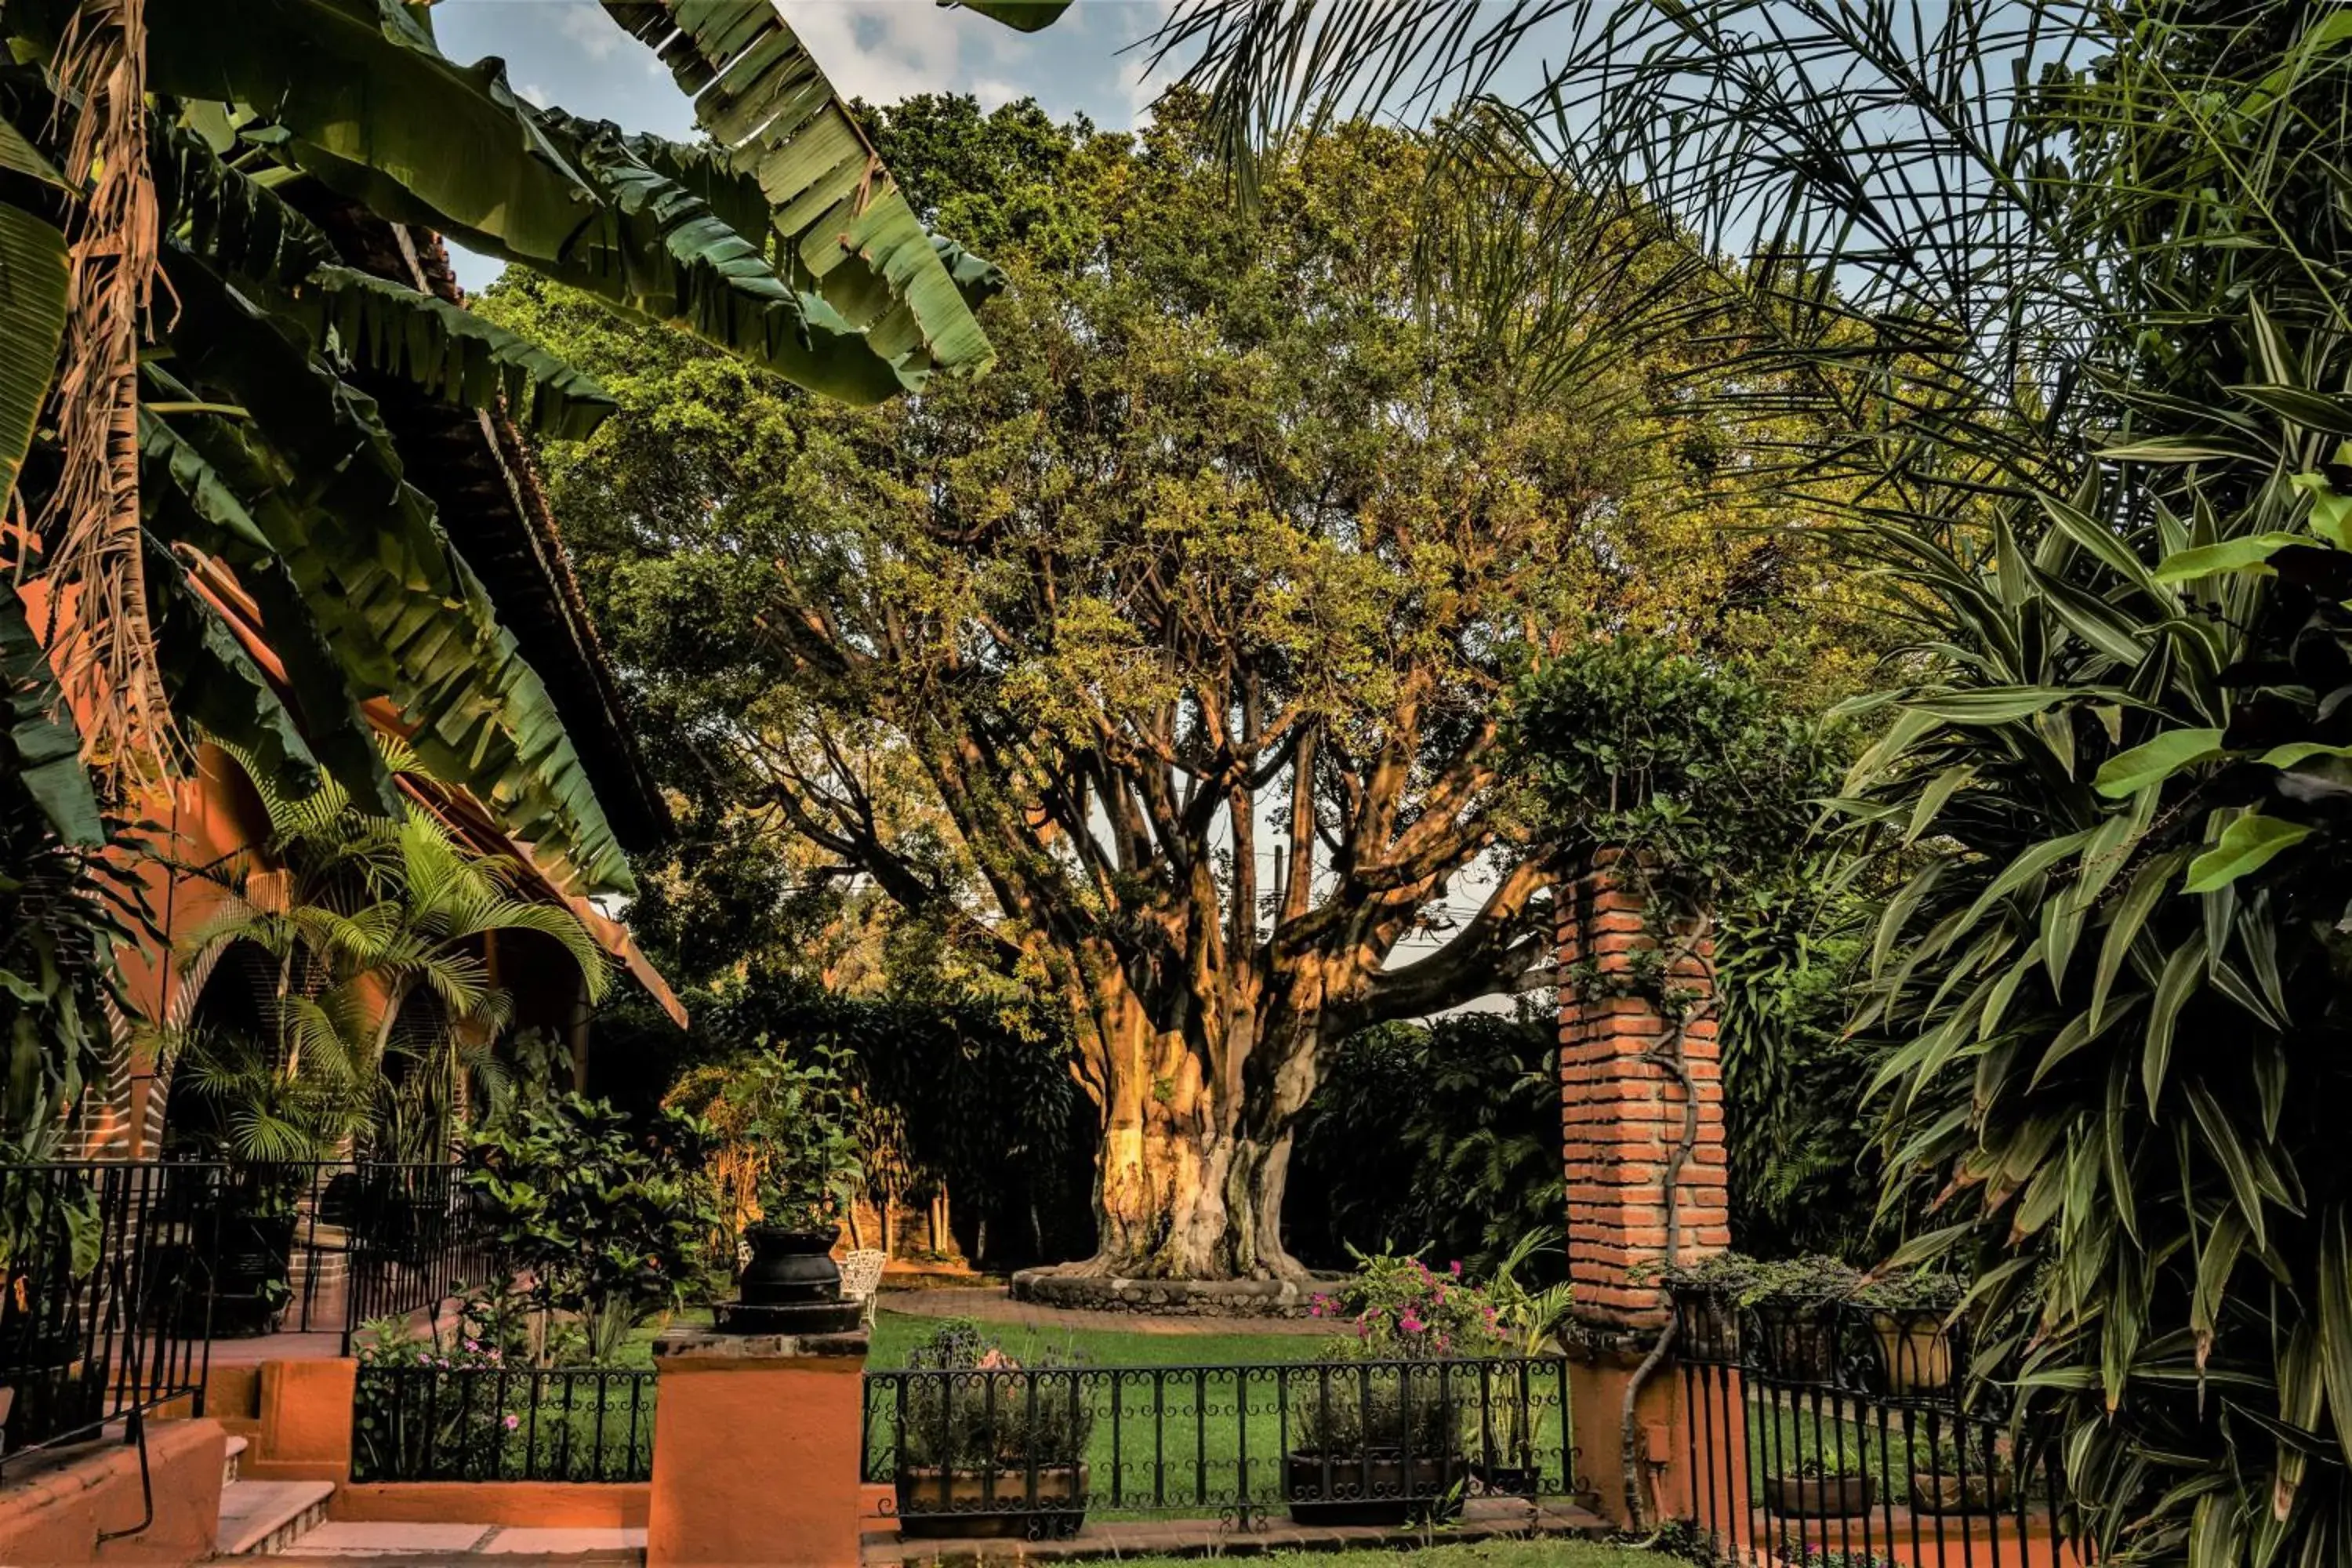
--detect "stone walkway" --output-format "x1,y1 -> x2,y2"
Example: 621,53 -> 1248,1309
867,1497 -> 1609,1564
877,1286 -> 1328,1337
266,1523 -> 644,1563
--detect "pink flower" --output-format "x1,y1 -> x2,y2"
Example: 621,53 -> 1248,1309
1450,1260 -> 1463,1277
1308,1303 -> 1323,1317
503,1414 -> 520,1431
1401,1312 -> 1426,1334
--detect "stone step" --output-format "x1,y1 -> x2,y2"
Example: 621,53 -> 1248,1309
223,1433 -> 249,1488
217,1478 -> 336,1556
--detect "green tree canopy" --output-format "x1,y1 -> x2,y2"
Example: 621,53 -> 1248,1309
485,93 -> 1876,1280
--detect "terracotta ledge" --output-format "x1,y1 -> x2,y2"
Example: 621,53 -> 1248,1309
653,1327 -> 870,1363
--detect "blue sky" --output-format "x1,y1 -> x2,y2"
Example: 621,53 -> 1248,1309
431,0 -> 1174,291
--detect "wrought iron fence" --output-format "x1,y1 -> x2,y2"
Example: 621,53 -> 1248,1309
352,1363 -> 657,1483
1670,1288 -> 2085,1567
862,1355 -> 1577,1536
0,1162 -> 222,1465
194,1160 -> 502,1351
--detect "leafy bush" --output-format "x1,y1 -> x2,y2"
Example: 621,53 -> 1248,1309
666,1046 -> 862,1236
899,1319 -> 1092,1471
1288,1011 -> 1563,1282
464,1095 -> 722,1362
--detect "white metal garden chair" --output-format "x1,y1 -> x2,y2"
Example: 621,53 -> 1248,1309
839,1249 -> 887,1328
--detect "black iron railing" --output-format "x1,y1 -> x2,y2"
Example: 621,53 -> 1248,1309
198,1160 -> 502,1351
1670,1288 -> 2083,1567
352,1363 -> 657,1483
0,1162 -> 222,1465
862,1356 -> 1577,1534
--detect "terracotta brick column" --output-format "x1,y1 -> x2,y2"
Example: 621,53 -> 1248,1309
1558,853 -> 1732,1328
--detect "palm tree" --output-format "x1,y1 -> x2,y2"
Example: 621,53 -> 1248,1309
180,741 -> 612,1162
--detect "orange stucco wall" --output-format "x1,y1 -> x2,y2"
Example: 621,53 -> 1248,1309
0,1418 -> 225,1565
647,1352 -> 866,1566
333,1481 -> 648,1526
238,1358 -> 356,1484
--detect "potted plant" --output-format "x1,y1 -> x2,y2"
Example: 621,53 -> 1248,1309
1479,1229 -> 1571,1495
1907,1428 -> 2013,1515
894,1320 -> 1091,1538
668,1047 -> 862,1305
1743,1255 -> 1863,1383
1766,1452 -> 1877,1518
1649,1251 -> 1769,1358
1286,1247 -> 1505,1523
160,1026 -> 362,1335
1856,1272 -> 1965,1393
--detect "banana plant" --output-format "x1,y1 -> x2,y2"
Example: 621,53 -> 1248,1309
0,0 -> 1017,902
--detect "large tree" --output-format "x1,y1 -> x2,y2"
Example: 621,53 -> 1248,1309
489,96 -> 1869,1279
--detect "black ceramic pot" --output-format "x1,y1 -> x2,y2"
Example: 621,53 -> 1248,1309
739,1226 -> 843,1306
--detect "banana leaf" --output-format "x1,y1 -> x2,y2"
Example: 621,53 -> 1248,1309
0,199 -> 66,503
599,1 -> 999,383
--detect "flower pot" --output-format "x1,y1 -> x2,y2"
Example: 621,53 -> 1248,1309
1675,1292 -> 1741,1359
0,1336 -> 95,1453
1285,1449 -> 1468,1525
1474,1461 -> 1541,1497
1765,1472 -> 1875,1517
1754,1305 -> 1840,1383
1870,1312 -> 1954,1393
1910,1470 -> 2013,1515
895,1461 -> 1089,1538
739,1226 -> 842,1306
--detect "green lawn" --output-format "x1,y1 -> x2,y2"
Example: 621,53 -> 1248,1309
1103,1544 -> 1657,1568
864,1313 -> 1577,1521
870,1312 -> 1321,1368
611,1308 -> 1322,1369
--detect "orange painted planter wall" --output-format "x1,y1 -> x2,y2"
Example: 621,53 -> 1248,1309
0,1418 -> 226,1565
648,1349 -> 866,1567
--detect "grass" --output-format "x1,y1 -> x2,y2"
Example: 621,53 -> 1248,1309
871,1312 -> 1322,1368
608,1308 -> 1322,1370
1100,1544 -> 1657,1568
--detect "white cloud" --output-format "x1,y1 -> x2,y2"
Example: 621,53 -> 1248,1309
554,1 -> 626,63
517,81 -> 552,107
787,1 -> 971,109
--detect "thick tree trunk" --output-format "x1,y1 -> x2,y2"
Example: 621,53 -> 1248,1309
1049,964 -> 1329,1281
1081,1104 -> 1301,1279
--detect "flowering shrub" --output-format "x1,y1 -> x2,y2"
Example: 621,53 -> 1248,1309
353,1309 -> 522,1480
1308,1247 -> 1510,1361
1290,1248 -> 1513,1461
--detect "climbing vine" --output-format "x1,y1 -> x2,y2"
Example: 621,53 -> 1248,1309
1504,636 -> 1844,1522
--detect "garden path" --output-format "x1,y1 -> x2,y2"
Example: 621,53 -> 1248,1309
876,1286 -> 1327,1337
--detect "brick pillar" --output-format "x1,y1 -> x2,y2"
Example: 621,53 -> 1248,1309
1558,853 -> 1732,1329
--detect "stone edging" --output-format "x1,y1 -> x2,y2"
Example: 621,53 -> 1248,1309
1008,1269 -> 1344,1319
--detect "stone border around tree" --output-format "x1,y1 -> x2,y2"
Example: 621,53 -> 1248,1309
1009,1269 -> 1345,1319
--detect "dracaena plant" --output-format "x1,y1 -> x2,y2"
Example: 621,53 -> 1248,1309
1069,0 -> 2352,1553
